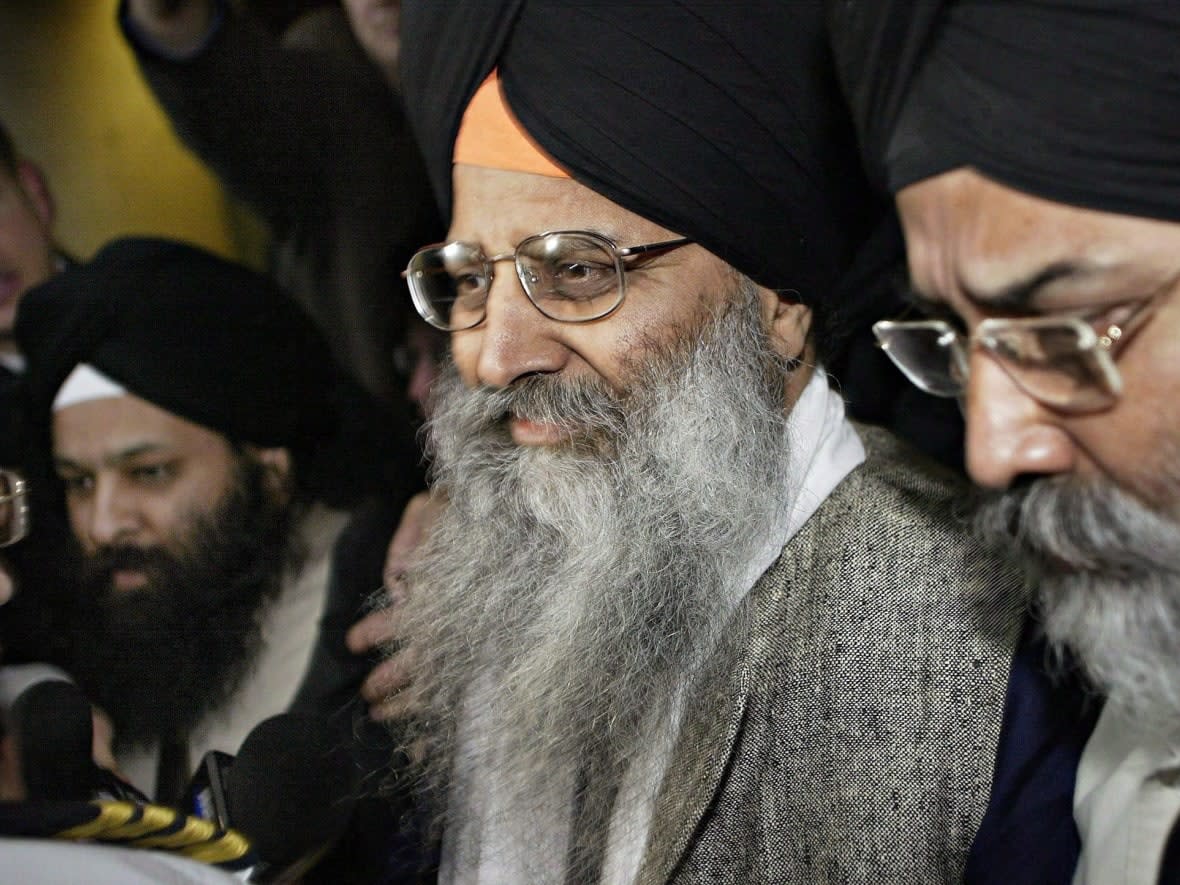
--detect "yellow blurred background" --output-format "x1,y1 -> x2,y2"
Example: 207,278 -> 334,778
0,1 -> 265,266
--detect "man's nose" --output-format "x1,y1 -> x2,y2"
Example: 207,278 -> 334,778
470,270 -> 570,389
963,351 -> 1076,489
84,479 -> 139,549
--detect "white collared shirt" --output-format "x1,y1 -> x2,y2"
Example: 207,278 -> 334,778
1073,705 -> 1180,885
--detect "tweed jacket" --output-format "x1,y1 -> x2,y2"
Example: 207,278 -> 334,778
637,425 -> 1026,884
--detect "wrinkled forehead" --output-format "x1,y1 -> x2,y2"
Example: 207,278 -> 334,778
895,168 -> 1180,313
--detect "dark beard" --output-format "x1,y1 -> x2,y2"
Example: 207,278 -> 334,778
61,458 -> 296,750
975,476 -> 1180,735
399,280 -> 795,880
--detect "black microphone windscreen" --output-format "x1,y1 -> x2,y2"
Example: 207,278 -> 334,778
10,680 -> 97,801
226,713 -> 359,873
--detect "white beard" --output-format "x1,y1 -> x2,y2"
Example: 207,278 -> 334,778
397,280 -> 797,880
976,477 -> 1180,738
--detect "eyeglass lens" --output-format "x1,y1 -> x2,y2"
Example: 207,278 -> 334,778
406,243 -> 484,331
874,323 -> 964,397
407,233 -> 625,330
875,319 -> 1120,411
982,324 -> 1119,409
516,233 -> 622,320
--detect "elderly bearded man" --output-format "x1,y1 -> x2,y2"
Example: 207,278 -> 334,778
368,2 -> 1029,883
829,1 -> 1180,883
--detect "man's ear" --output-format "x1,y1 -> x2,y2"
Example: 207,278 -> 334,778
15,160 -> 54,230
758,286 -> 813,364
252,447 -> 293,504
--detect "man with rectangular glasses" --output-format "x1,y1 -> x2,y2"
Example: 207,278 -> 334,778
835,1 -> 1180,881
372,2 -> 1031,882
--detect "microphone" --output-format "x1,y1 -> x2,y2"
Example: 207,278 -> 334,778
224,713 -> 359,883
183,749 -> 235,829
9,680 -> 94,801
1,684 -> 252,874
0,797 -> 253,871
9,679 -> 147,803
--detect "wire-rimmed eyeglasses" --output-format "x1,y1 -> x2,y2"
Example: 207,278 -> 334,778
403,230 -> 693,331
872,295 -> 1160,413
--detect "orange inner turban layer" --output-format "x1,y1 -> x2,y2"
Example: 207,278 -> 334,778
453,70 -> 569,178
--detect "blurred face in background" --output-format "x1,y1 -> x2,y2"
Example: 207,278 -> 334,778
53,393 -> 240,588
0,162 -> 55,351
340,0 -> 401,79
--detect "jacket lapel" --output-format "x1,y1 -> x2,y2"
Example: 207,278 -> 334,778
635,601 -> 756,885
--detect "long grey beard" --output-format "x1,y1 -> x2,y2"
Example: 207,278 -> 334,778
976,477 -> 1180,737
397,282 -> 795,880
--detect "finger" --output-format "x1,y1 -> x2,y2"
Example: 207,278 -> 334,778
345,606 -> 402,654
369,689 -> 421,722
368,671 -> 424,722
90,707 -> 120,772
360,648 -> 416,705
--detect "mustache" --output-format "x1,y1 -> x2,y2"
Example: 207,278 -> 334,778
427,366 -> 629,445
79,545 -> 176,587
975,476 -> 1180,580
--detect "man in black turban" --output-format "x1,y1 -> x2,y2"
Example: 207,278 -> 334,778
837,2 -> 1180,883
12,236 -> 416,804
364,2 -> 1029,881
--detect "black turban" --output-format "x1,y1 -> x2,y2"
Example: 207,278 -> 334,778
847,0 -> 1180,219
15,237 -> 419,508
825,0 -> 943,195
401,0 -> 895,340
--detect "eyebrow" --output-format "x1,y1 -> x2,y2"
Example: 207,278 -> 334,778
54,443 -> 170,472
906,261 -> 1099,315
973,262 -> 1100,312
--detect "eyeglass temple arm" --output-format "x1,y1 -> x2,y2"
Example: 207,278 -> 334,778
617,237 -> 693,258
